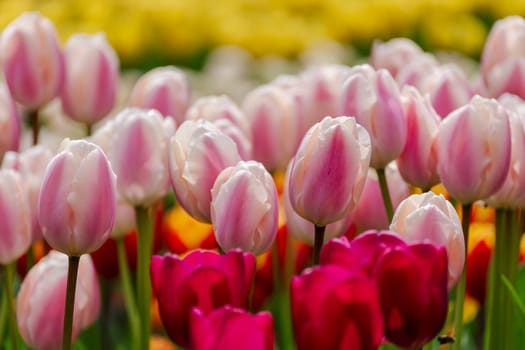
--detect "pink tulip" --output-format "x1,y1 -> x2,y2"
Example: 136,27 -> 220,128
169,119 -> 241,222
370,38 -> 424,78
0,12 -> 64,109
0,169 -> 31,264
190,306 -> 274,350
111,200 -> 136,239
211,161 -> 278,255
2,145 -> 54,242
60,33 -> 119,125
99,108 -> 175,207
396,86 -> 441,189
291,264 -> 384,350
17,251 -> 100,350
242,84 -> 300,170
481,16 -> 525,98
0,83 -> 21,161
436,95 -> 511,203
288,116 -> 371,226
396,53 -> 439,88
349,164 -> 410,234
340,65 -> 407,169
150,250 -> 255,347
129,66 -> 191,126
390,192 -> 464,289
38,139 -> 117,256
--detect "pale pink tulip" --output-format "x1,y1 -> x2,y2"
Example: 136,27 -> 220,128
99,108 -> 175,207
211,161 -> 278,255
0,169 -> 31,264
396,86 -> 441,189
17,251 -> 100,350
111,200 -> 136,239
38,139 -> 117,256
60,33 -> 119,124
390,192 -> 464,289
242,84 -> 300,170
2,145 -> 54,242
0,12 -> 64,109
436,95 -> 511,203
129,66 -> 191,126
340,65 -> 407,169
169,120 -> 242,223
370,38 -> 424,77
396,53 -> 439,88
0,83 -> 21,161
288,116 -> 371,226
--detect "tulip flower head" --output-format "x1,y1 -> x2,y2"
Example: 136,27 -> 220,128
0,83 -> 21,161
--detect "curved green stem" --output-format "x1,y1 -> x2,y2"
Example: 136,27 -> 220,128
313,225 -> 326,266
4,263 -> 18,350
62,256 -> 80,350
376,168 -> 394,223
117,238 -> 140,350
453,202 -> 471,350
136,206 -> 154,350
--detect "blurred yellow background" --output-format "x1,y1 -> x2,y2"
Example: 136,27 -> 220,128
0,0 -> 523,69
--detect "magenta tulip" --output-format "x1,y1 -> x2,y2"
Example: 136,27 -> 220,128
129,66 -> 191,126
291,264 -> 383,350
0,83 -> 21,161
150,250 -> 255,347
17,251 -> 100,350
190,306 -> 274,350
169,119 -> 242,222
211,161 -> 278,255
60,33 -> 119,125
0,12 -> 64,109
38,139 -> 117,256
436,95 -> 511,203
0,169 -> 31,264
288,116 -> 371,226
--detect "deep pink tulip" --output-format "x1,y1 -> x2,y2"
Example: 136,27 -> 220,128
169,119 -> 242,222
129,66 -> 191,126
98,108 -> 175,207
60,33 -> 119,124
243,84 -> 300,171
370,38 -> 424,78
211,161 -> 278,255
0,83 -> 21,161
340,65 -> 407,169
291,264 -> 384,350
2,145 -> 54,242
150,250 -> 255,347
348,164 -> 410,234
390,192 -> 464,289
288,116 -> 371,226
38,139 -> 117,256
481,16 -> 525,98
396,86 -> 441,189
436,96 -> 511,203
0,169 -> 31,264
0,12 -> 64,109
17,251 -> 100,350
190,306 -> 274,350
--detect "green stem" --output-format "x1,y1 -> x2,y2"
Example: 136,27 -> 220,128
376,168 -> 394,223
313,225 -> 326,266
136,206 -> 154,350
271,240 -> 294,350
86,123 -> 93,137
4,263 -> 18,350
0,273 -> 6,348
453,202 -> 471,350
29,109 -> 40,146
62,255 -> 80,350
117,238 -> 141,350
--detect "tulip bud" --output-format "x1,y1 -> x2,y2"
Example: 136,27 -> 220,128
60,33 -> 119,125
390,192 -> 464,289
17,251 -> 100,350
38,139 -> 117,256
0,12 -> 64,109
129,66 -> 191,126
288,116 -> 371,226
169,119 -> 242,222
0,83 -> 21,161
0,169 -> 31,264
370,38 -> 424,77
190,306 -> 274,350
211,161 -> 278,255
436,95 -> 511,203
